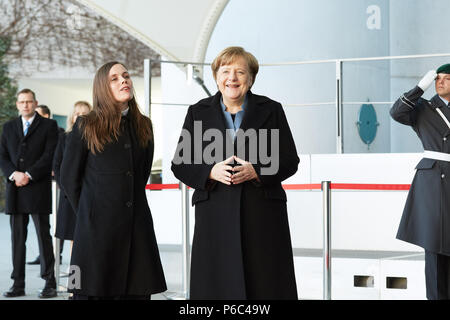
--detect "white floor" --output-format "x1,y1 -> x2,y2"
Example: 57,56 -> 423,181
0,213 -> 426,300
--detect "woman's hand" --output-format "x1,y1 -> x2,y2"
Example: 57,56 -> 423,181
231,156 -> 260,184
209,156 -> 234,185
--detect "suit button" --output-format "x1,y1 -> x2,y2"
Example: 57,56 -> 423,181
19,158 -> 24,162
126,171 -> 132,177
126,201 -> 132,207
444,137 -> 447,141
124,143 -> 131,149
442,174 -> 446,179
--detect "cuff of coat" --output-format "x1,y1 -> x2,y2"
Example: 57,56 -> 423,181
198,164 -> 215,190
253,163 -> 268,185
401,86 -> 425,108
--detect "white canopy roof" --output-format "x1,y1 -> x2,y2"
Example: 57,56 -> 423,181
76,0 -> 229,63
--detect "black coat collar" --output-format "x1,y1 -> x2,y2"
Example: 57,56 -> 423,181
429,94 -> 450,136
430,94 -> 449,109
200,91 -> 272,133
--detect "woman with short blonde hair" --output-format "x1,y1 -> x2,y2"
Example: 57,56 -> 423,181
172,46 -> 299,300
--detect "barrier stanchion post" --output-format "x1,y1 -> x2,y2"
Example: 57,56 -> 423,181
336,60 -> 343,154
180,182 -> 190,299
164,182 -> 191,300
51,181 -> 61,291
322,181 -> 332,300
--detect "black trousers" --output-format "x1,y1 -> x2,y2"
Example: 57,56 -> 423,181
425,250 -> 450,299
10,213 -> 55,287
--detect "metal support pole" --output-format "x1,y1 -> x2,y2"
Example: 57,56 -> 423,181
180,182 -> 191,299
322,181 -> 332,300
164,182 -> 191,300
336,60 -> 343,154
144,59 -> 152,118
51,181 -> 61,290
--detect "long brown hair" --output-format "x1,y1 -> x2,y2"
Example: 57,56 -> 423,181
80,61 -> 153,154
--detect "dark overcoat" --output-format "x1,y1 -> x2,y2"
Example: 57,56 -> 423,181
0,113 -> 58,214
171,91 -> 299,300
391,86 -> 450,255
61,113 -> 167,296
53,132 -> 76,240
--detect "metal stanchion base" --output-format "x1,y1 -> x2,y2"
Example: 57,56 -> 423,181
163,291 -> 188,300
57,285 -> 67,294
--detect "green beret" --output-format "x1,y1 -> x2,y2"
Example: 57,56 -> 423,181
437,63 -> 450,74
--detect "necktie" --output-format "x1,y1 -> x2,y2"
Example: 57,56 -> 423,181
24,121 -> 30,136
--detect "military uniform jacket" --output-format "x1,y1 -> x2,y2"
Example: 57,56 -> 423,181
0,113 -> 58,214
391,86 -> 450,255
171,91 -> 299,299
61,114 -> 167,296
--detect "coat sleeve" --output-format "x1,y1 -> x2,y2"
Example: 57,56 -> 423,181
60,119 -> 89,213
27,119 -> 59,181
52,132 -> 65,187
144,127 -> 155,183
390,86 -> 425,127
171,106 -> 215,190
0,123 -> 17,179
253,103 -> 300,186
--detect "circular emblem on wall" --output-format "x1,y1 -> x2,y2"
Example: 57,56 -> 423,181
356,102 -> 379,149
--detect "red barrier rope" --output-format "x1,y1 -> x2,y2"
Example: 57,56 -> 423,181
146,184 -> 179,190
146,183 -> 411,191
330,183 -> 410,191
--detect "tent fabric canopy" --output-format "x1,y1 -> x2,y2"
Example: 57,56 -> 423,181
76,0 -> 229,63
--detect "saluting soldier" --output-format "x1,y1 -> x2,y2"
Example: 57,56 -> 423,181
391,63 -> 450,299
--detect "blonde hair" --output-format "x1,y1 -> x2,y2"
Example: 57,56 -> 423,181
66,101 -> 92,132
211,46 -> 259,87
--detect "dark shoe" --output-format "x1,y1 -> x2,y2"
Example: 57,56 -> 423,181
38,287 -> 57,299
3,286 -> 25,298
27,256 -> 40,265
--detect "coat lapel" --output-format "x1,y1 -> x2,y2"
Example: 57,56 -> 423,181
15,117 -> 24,138
430,95 -> 450,137
23,113 -> 41,140
235,91 -> 272,152
199,92 -> 227,134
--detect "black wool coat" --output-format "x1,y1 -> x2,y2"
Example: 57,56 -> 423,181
0,113 -> 59,214
61,114 -> 167,296
53,132 -> 76,240
391,86 -> 450,255
171,91 -> 299,300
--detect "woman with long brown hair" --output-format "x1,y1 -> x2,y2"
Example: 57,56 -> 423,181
60,61 -> 166,299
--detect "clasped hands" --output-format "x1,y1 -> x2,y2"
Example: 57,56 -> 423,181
209,155 -> 260,185
13,171 -> 30,187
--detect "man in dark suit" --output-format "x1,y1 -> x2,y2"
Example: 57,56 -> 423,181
0,89 -> 59,298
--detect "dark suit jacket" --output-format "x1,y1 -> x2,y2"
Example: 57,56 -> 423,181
0,112 -> 59,214
171,91 -> 299,299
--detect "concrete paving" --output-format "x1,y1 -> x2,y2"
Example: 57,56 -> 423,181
0,213 -> 171,300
